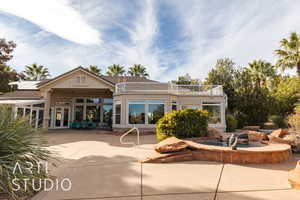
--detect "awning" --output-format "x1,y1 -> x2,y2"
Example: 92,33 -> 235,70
0,99 -> 46,105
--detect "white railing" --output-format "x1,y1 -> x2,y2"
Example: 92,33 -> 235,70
115,82 -> 224,96
120,127 -> 140,147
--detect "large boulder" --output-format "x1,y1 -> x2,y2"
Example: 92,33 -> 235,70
154,137 -> 188,153
269,135 -> 291,145
283,135 -> 296,145
207,127 -> 223,139
289,160 -> 300,189
269,129 -> 289,138
247,131 -> 268,142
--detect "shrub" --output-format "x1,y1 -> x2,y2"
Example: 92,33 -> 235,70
156,108 -> 209,141
270,115 -> 287,128
0,106 -> 51,199
226,114 -> 237,132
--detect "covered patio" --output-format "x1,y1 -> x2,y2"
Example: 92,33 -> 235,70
46,88 -> 113,129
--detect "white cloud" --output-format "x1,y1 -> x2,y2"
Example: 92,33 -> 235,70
161,0 -> 300,81
0,0 -> 101,45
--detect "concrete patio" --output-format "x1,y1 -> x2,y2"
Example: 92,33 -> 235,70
32,130 -> 300,200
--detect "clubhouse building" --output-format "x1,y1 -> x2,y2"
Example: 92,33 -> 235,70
0,67 -> 227,131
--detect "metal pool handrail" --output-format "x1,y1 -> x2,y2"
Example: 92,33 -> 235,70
120,127 -> 140,147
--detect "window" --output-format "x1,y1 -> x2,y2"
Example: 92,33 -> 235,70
115,103 -> 121,124
171,101 -> 177,111
202,102 -> 221,124
148,104 -> 164,124
129,104 -> 145,124
86,105 -> 100,122
128,100 -> 165,124
103,98 -> 113,104
75,98 -> 84,103
17,108 -> 24,118
76,75 -> 86,84
86,98 -> 101,103
75,105 -> 84,121
103,105 -> 112,123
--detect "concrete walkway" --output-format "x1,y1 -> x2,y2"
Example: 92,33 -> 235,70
32,130 -> 300,200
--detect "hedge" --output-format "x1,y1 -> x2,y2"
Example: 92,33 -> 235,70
156,108 -> 209,141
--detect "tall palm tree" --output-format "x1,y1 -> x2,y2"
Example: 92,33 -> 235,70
106,64 -> 125,76
23,63 -> 50,80
128,64 -> 149,77
86,65 -> 101,76
275,32 -> 300,77
248,60 -> 276,88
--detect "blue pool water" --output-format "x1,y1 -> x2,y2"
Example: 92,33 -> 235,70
199,141 -> 261,148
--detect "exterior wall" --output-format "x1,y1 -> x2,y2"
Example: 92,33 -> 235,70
112,93 -> 227,132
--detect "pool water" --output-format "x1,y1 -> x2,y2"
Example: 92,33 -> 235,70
199,141 -> 262,148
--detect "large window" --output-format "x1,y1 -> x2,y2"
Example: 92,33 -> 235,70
128,100 -> 164,125
73,97 -> 113,125
115,101 -> 121,124
129,104 -> 145,124
103,105 -> 112,123
86,105 -> 100,122
148,104 -> 164,124
75,105 -> 84,121
202,102 -> 221,124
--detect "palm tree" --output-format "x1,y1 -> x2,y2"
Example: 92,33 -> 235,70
23,63 -> 50,80
275,32 -> 300,77
248,60 -> 276,88
86,65 -> 101,76
128,64 -> 149,77
106,64 -> 125,76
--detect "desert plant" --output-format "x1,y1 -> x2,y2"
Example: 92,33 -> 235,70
226,114 -> 238,132
0,106 -> 51,199
156,108 -> 209,141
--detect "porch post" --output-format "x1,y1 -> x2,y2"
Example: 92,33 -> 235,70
43,89 -> 52,130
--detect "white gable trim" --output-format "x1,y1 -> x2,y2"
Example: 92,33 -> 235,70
38,67 -> 114,89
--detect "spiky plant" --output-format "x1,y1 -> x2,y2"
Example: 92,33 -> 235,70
275,32 -> 300,77
106,64 -> 125,76
0,106 -> 51,199
23,63 -> 50,81
128,64 -> 149,77
86,65 -> 101,76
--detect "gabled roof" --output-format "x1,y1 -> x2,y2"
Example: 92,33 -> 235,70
37,67 -> 114,88
37,67 -> 156,88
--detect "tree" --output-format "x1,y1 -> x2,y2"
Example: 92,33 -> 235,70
0,64 -> 19,93
205,58 -> 237,112
248,60 -> 278,88
270,76 -> 300,127
175,73 -> 200,85
23,63 -> 50,81
86,65 -> 101,76
233,67 -> 271,126
106,64 -> 125,76
275,32 -> 300,77
128,64 -> 149,77
0,38 -> 16,64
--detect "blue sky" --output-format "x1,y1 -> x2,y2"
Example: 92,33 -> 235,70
0,0 -> 299,81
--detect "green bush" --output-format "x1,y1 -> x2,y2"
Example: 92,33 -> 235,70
156,108 -> 209,141
0,106 -> 51,199
270,115 -> 287,128
226,114 -> 237,132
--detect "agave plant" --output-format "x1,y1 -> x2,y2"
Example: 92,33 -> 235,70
0,106 -> 51,199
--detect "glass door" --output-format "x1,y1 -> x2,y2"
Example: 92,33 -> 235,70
54,107 -> 69,128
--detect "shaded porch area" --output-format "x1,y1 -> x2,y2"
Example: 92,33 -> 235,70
46,88 -> 113,130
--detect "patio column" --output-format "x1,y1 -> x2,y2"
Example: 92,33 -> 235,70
43,89 -> 52,130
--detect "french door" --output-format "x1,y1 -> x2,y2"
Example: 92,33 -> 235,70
54,106 -> 70,128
